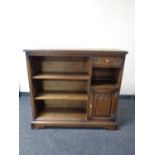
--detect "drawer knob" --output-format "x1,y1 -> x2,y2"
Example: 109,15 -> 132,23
105,59 -> 110,63
89,105 -> 92,108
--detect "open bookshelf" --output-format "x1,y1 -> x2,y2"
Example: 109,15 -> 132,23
25,50 -> 127,129
91,68 -> 120,86
27,56 -> 89,124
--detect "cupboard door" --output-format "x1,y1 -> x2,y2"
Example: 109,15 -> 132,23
91,91 -> 118,120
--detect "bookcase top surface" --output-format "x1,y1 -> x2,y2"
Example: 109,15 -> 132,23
24,49 -> 128,56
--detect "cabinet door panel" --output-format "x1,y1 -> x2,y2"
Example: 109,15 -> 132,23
93,94 -> 112,117
91,91 -> 118,120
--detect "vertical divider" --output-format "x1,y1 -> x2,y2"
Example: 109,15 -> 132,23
86,57 -> 93,120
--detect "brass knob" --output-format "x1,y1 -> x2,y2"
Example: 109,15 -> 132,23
105,59 -> 110,63
89,105 -> 92,108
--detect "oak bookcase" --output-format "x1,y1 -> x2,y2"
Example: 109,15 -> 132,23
24,50 -> 127,129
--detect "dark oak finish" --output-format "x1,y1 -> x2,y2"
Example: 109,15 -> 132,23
35,107 -> 86,121
32,72 -> 89,80
24,49 -> 127,129
34,91 -> 88,100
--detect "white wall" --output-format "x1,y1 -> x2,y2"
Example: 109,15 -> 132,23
19,0 -> 134,94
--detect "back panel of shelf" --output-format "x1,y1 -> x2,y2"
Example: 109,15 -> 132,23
34,99 -> 87,114
29,55 -> 89,97
29,56 -> 89,75
91,67 -> 120,86
28,55 -> 89,117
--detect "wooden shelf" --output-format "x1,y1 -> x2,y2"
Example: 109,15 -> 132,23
34,91 -> 88,100
32,72 -> 89,80
35,108 -> 86,121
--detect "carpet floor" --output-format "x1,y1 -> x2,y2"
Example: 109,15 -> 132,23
19,95 -> 135,155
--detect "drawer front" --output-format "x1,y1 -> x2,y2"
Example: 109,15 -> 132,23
92,57 -> 123,67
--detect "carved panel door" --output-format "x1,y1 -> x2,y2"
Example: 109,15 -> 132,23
90,90 -> 118,120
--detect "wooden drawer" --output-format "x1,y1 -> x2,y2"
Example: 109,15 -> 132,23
92,57 -> 123,67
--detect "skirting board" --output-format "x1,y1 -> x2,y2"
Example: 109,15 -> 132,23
19,92 -> 135,100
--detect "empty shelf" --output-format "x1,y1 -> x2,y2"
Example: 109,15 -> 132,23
32,72 -> 89,80
35,91 -> 88,100
35,108 -> 86,121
